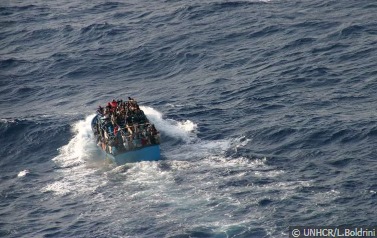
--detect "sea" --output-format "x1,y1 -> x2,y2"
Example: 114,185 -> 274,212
1,0 -> 377,237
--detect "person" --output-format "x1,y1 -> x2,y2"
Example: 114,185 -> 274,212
150,124 -> 160,144
141,135 -> 149,146
97,106 -> 103,115
111,146 -> 117,155
110,99 -> 117,109
122,134 -> 129,151
126,124 -> 133,135
132,135 -> 137,148
95,97 -> 160,152
114,125 -> 119,136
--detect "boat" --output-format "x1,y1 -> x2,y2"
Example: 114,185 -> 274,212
91,97 -> 161,164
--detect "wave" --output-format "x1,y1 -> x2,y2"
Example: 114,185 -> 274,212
42,115 -> 104,196
37,107 -> 311,238
0,118 -> 68,158
51,114 -> 98,168
141,106 -> 197,142
41,106 -> 197,196
42,106 -> 260,196
17,170 -> 30,177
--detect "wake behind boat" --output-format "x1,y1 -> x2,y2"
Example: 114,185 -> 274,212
91,97 -> 161,164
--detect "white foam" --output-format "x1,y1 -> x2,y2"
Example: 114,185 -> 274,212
52,114 -> 98,168
254,170 -> 284,177
166,135 -> 251,161
43,106 -> 198,196
17,169 -> 29,177
42,180 -> 72,196
141,106 -> 197,142
0,118 -> 16,123
177,120 -> 197,133
36,105 -> 299,238
42,114 -> 107,196
311,189 -> 341,205
141,107 -> 249,160
166,103 -> 185,108
42,106 -> 281,200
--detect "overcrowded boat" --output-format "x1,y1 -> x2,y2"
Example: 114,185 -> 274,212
91,97 -> 161,164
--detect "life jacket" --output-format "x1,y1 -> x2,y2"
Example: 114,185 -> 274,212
110,100 -> 117,108
141,137 -> 148,146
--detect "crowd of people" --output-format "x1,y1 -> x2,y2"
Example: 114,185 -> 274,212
93,97 -> 160,155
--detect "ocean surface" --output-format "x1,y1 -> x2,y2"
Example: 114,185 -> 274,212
1,0 -> 377,237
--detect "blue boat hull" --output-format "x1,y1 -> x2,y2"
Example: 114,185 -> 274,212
104,145 -> 161,164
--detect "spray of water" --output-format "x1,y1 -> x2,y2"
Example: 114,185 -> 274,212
141,106 -> 197,142
42,106 -> 269,198
42,115 -> 106,196
38,106 -> 313,238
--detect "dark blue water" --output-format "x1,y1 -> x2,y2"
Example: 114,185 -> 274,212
1,0 -> 377,237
